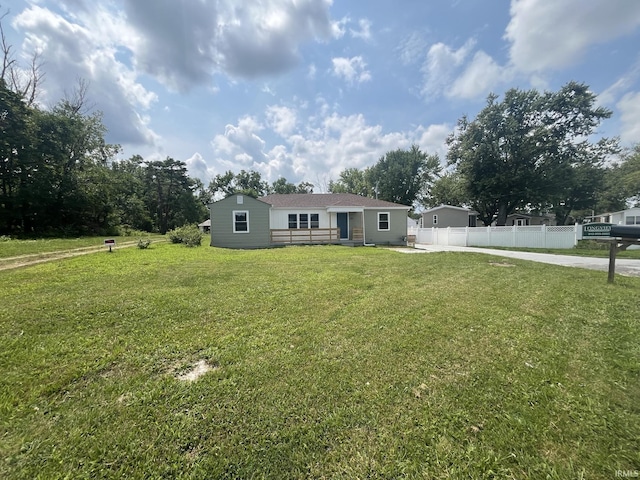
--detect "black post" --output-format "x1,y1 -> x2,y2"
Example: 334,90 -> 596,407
608,242 -> 617,284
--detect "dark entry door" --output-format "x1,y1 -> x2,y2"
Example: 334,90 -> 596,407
337,212 -> 348,239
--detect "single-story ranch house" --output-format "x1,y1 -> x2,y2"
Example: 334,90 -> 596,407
209,193 -> 410,249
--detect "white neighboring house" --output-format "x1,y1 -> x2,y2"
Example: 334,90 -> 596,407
590,208 -> 640,225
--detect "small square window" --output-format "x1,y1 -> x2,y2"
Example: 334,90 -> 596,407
433,214 -> 438,226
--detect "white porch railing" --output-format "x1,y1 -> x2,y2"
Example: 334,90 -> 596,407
409,224 -> 580,249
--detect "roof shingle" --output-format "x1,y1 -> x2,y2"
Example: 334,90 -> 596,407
258,193 -> 409,208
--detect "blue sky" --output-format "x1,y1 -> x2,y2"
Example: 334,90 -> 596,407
5,0 -> 640,189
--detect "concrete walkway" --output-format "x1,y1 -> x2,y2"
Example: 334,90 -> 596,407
412,243 -> 640,278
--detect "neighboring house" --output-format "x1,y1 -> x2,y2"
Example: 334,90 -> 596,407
198,219 -> 211,233
503,213 -> 555,226
590,207 -> 640,225
422,205 -> 478,228
209,193 -> 410,249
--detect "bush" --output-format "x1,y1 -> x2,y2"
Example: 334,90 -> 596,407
167,225 -> 203,247
137,239 -> 151,249
0,235 -> 11,242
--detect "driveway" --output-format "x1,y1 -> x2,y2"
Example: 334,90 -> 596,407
412,244 -> 640,278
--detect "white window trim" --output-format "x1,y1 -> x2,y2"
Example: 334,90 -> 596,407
288,213 -> 321,229
378,212 -> 390,231
433,214 -> 438,226
233,210 -> 249,233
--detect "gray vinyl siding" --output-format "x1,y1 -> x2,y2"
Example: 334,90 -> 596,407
363,209 -> 408,245
423,208 -> 469,228
210,194 -> 271,248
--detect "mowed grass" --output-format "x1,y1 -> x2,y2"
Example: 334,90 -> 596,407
484,245 -> 640,259
1,244 -> 639,479
0,235 -> 161,259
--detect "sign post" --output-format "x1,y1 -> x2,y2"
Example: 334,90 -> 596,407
104,238 -> 116,253
607,226 -> 640,283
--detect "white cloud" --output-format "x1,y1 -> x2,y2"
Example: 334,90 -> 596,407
599,59 -> 640,106
420,39 -> 475,99
414,123 -> 452,161
185,152 -> 216,183
331,16 -> 349,38
350,18 -> 372,40
449,51 -> 513,99
332,56 -> 372,85
506,0 -> 640,72
266,105 -> 298,137
617,91 -> 640,146
398,31 -> 429,66
13,5 -> 159,146
208,105 -> 450,187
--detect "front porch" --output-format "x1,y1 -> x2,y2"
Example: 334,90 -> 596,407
270,227 -> 364,246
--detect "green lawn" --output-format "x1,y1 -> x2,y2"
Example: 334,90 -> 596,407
1,244 -> 638,479
483,245 -> 640,259
0,235 -> 161,259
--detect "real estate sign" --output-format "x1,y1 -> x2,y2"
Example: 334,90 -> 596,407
582,223 -> 613,237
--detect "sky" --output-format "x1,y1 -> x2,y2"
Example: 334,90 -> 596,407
4,0 -> 640,190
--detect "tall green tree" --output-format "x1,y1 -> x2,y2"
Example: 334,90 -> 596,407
144,157 -> 205,234
367,145 -> 441,207
447,82 -> 617,225
328,168 -> 372,197
208,169 -> 270,199
0,79 -> 34,233
272,177 -> 314,194
422,172 -> 469,208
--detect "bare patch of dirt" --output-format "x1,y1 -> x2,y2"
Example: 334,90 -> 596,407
489,261 -> 516,267
176,360 -> 217,382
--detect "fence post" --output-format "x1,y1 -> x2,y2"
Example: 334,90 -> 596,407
487,226 -> 491,246
465,226 -> 469,247
542,224 -> 546,248
512,225 -> 516,248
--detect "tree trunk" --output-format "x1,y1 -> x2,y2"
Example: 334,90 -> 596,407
496,203 -> 508,226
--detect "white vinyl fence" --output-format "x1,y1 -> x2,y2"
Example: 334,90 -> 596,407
410,224 -> 580,249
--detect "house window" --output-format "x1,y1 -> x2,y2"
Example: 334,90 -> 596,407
516,218 -> 528,226
625,216 -> 640,225
433,214 -> 438,226
287,213 -> 320,229
233,211 -> 249,233
378,212 -> 390,231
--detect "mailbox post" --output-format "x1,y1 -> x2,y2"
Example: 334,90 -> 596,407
104,238 -> 116,253
607,226 -> 640,283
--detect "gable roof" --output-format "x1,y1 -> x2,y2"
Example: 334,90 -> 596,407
258,193 -> 410,209
422,204 -> 475,214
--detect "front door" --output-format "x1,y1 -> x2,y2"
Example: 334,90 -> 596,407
337,212 -> 349,239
